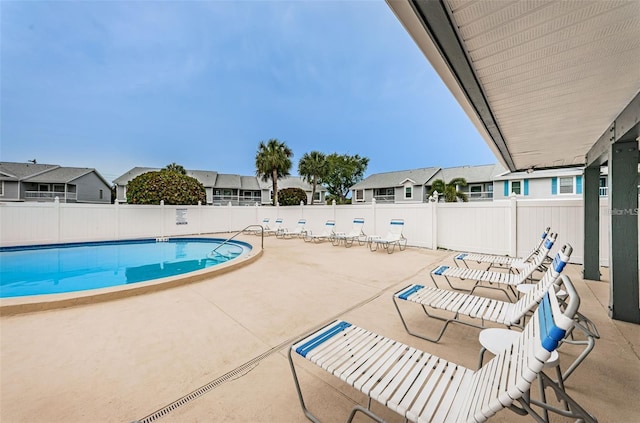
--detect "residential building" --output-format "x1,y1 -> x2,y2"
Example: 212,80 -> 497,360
113,167 -> 219,204
258,176 -> 327,205
0,162 -> 111,203
492,166 -> 585,200
350,167 -> 440,204
114,168 -> 325,206
212,174 -> 262,206
427,163 -> 505,201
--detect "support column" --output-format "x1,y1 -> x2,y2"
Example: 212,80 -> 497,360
583,165 -> 601,280
608,140 -> 639,323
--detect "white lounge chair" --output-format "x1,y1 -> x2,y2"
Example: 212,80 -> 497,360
454,226 -> 552,271
277,219 -> 307,239
431,233 -> 557,299
368,219 -> 407,253
303,220 -> 336,243
246,217 -> 270,235
393,243 -> 571,343
332,218 -> 366,247
289,278 -> 596,423
263,218 -> 283,236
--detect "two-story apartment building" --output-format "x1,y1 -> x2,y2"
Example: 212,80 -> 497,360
350,164 -> 504,204
492,167 -> 585,199
0,162 -> 111,203
350,167 -> 440,204
427,163 -> 506,201
114,168 -> 326,206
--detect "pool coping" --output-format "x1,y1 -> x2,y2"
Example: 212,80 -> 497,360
0,240 -> 263,317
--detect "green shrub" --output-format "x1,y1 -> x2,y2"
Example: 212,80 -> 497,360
277,187 -> 307,206
127,171 -> 206,205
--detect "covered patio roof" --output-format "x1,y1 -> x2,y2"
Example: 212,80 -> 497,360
386,0 -> 640,322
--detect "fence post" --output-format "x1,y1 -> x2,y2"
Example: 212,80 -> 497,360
114,201 -> 120,240
372,198 -> 377,235
509,194 -> 518,257
160,200 -> 165,238
54,196 -> 61,243
300,201 -> 305,218
228,202 -> 233,232
430,200 -> 438,250
198,201 -> 203,235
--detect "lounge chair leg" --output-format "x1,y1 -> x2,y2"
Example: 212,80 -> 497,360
288,348 -> 322,423
392,296 -> 484,343
346,405 -> 385,423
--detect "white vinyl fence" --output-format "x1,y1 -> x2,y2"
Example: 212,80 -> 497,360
1,197 -> 637,266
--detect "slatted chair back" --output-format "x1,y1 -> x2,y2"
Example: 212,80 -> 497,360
386,219 -> 405,241
508,243 -> 572,323
457,281 -> 579,422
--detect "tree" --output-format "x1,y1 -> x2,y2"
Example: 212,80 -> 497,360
163,162 -> 186,175
298,151 -> 327,205
428,178 -> 469,202
278,187 -> 307,206
255,138 -> 293,206
324,153 -> 369,204
126,170 -> 206,205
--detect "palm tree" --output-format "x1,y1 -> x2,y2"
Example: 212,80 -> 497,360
255,138 -> 293,206
298,151 -> 327,205
163,163 -> 186,175
428,177 -> 468,202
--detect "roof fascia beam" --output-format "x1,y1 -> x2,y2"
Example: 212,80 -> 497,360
586,91 -> 640,168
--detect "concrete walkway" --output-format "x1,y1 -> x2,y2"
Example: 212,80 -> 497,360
1,234 -> 638,422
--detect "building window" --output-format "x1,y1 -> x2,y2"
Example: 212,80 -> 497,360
355,189 -> 364,202
0,181 -> 3,196
510,180 -> 522,195
99,189 -> 103,199
599,177 -> 607,196
469,184 -> 482,198
404,186 -> 412,199
559,177 -> 574,194
313,192 -> 320,201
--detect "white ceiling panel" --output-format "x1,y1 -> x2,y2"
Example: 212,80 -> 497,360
394,0 -> 640,171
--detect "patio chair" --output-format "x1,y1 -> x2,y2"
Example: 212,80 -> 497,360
393,243 -> 571,343
263,218 -> 283,236
332,218 -> 366,247
431,233 -> 557,299
454,226 -> 552,271
246,217 -> 270,235
277,218 -> 307,239
367,219 -> 407,254
303,220 -> 336,243
289,280 -> 596,423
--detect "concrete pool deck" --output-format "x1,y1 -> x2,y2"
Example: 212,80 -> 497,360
1,233 -> 638,422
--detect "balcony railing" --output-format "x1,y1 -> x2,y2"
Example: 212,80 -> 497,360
373,195 -> 395,203
468,191 -> 494,201
24,191 -> 77,202
212,195 -> 261,206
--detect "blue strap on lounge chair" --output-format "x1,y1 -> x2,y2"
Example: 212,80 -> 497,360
433,265 -> 449,275
295,321 -> 352,357
397,284 -> 424,300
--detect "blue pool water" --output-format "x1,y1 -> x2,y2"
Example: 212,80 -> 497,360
0,238 -> 250,298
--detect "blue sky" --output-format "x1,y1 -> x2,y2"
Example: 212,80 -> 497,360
1,0 -> 496,183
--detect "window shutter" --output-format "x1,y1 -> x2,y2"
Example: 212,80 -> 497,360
524,179 -> 529,196
503,181 -> 509,197
576,176 -> 583,194
551,177 -> 558,195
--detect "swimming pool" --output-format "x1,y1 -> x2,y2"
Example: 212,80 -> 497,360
0,238 -> 251,298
